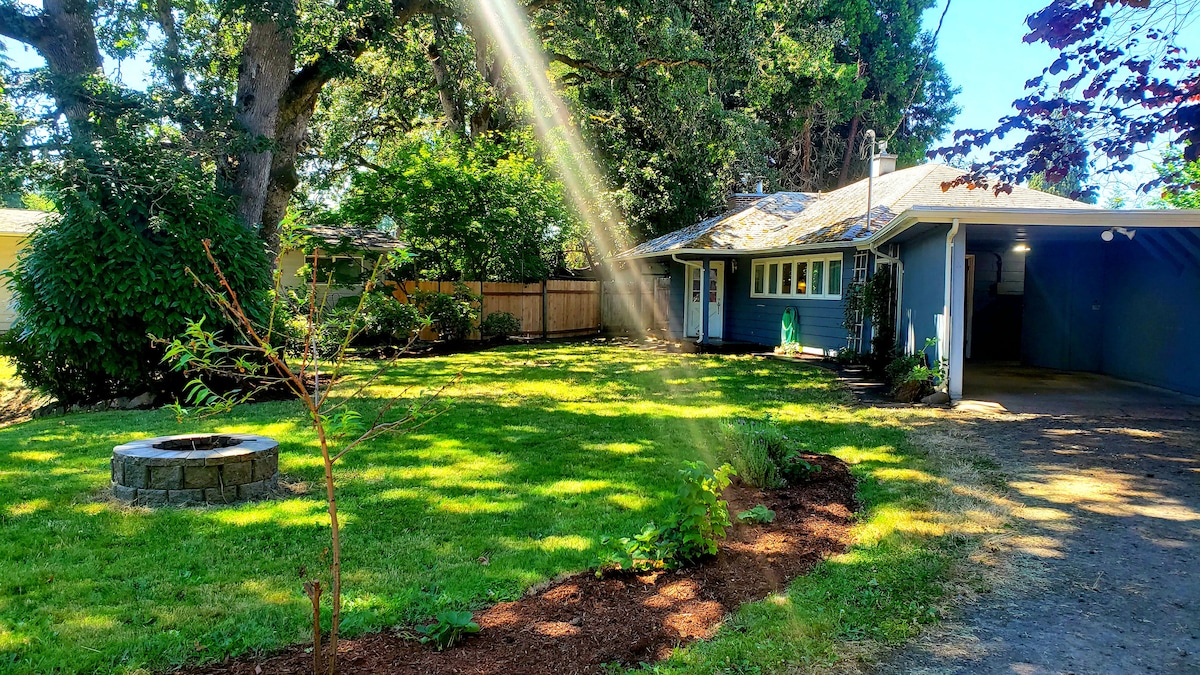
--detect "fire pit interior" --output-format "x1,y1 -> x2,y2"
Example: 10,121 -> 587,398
153,435 -> 243,451
112,433 -> 279,507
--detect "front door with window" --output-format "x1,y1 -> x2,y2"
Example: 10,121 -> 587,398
685,262 -> 724,340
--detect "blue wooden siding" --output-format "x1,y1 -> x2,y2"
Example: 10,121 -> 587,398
663,251 -> 854,350
897,225 -> 950,355
724,251 -> 853,350
1021,241 -> 1105,373
1023,232 -> 1200,396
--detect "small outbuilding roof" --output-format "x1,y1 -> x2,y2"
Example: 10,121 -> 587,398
294,225 -> 405,252
619,163 -> 1097,258
0,208 -> 52,235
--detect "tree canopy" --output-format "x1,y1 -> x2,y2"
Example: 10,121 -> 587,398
935,0 -> 1200,200
0,0 -> 959,253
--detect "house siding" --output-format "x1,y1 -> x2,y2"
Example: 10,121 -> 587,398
897,224 -> 950,357
1023,232 -> 1200,396
664,251 -> 854,351
724,251 -> 854,350
668,261 -> 685,337
0,234 -> 23,330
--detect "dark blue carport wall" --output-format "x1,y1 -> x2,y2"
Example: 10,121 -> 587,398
1022,228 -> 1200,396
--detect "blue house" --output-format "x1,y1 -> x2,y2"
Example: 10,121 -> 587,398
615,159 -> 1200,398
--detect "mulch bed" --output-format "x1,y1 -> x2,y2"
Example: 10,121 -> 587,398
177,453 -> 857,675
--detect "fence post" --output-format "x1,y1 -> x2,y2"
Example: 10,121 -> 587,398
541,280 -> 549,339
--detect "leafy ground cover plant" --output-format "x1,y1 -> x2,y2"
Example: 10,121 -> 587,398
414,611 -> 480,650
737,504 -> 776,524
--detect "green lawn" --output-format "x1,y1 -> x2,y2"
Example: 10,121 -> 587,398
0,343 -> 987,675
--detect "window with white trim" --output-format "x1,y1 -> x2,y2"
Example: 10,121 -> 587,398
750,254 -> 844,300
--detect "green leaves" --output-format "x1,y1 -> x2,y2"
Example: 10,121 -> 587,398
414,611 -> 480,650
0,134 -> 270,403
737,504 -> 776,524
596,461 -> 736,574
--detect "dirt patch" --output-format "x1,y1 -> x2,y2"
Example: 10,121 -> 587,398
175,454 -> 857,675
0,382 -> 49,429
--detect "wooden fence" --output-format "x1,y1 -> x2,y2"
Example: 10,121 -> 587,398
600,277 -> 672,335
388,280 -> 601,340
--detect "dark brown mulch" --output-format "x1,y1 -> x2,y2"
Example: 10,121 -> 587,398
177,454 -> 857,675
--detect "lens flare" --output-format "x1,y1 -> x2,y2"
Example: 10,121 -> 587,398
469,0 -> 719,464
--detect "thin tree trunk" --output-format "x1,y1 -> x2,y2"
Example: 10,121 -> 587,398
838,113 -> 861,187
316,427 -> 341,675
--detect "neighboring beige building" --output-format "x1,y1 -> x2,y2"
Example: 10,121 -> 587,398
0,209 -> 52,330
279,224 -> 406,305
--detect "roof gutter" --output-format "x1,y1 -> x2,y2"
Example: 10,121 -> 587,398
620,240 -> 860,262
619,206 -> 1200,261
862,207 -> 1200,248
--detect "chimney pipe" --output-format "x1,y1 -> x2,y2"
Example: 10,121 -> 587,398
755,178 -> 764,195
871,151 -> 898,177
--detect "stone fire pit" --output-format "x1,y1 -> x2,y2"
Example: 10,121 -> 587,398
112,433 -> 279,506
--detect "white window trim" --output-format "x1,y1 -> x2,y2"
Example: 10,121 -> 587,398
750,253 -> 844,300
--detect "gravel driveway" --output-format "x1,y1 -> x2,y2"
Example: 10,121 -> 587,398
873,367 -> 1200,675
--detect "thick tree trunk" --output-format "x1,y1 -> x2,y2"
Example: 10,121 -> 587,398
232,20 -> 296,243
253,0 -> 432,254
0,0 -> 103,151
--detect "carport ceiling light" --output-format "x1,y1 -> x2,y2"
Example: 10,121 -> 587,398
1013,243 -> 1031,253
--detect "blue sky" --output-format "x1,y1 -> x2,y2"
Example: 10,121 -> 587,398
3,2 -> 1198,203
924,0 -> 1200,204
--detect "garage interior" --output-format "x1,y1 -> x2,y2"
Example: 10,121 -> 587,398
961,223 -> 1200,398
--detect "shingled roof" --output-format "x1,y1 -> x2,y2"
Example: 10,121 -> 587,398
619,163 -> 1096,258
0,208 -> 52,235
295,224 -> 405,252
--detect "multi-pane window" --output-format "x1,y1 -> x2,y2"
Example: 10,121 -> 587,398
749,254 -> 845,300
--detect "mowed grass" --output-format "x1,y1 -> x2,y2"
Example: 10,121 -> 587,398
0,343 -> 987,675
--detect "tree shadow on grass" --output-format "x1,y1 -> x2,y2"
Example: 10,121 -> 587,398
0,345 -> 901,674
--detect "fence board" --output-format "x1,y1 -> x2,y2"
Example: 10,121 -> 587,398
600,277 -> 671,335
385,279 -> 599,340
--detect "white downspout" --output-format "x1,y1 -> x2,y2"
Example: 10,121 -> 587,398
942,218 -> 961,394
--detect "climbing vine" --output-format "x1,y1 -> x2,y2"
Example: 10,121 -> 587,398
842,267 -> 896,368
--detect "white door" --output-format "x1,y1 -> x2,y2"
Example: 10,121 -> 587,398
685,262 -> 724,340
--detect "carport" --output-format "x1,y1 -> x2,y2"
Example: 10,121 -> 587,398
872,208 -> 1200,399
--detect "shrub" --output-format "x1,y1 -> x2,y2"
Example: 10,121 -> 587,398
884,352 -> 927,389
664,461 -> 736,561
412,283 -> 479,341
597,461 -> 736,573
480,311 -> 521,339
0,149 -> 269,403
358,292 -> 422,344
720,417 -> 821,488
